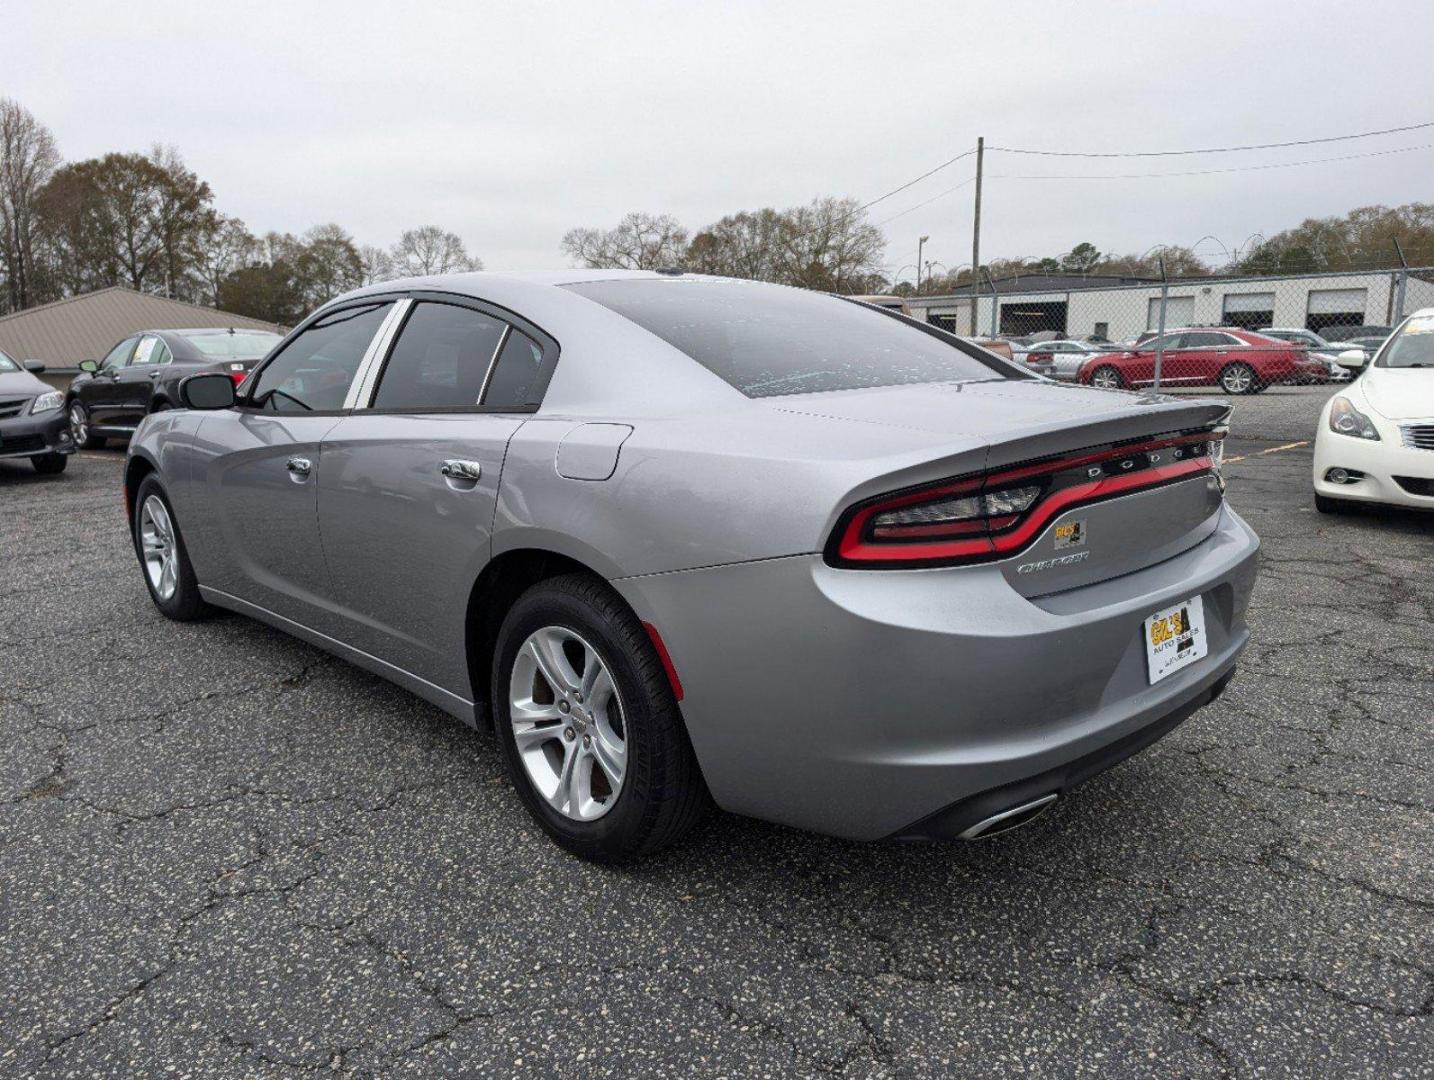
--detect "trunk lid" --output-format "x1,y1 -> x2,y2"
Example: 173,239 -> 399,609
788,379 -> 1229,594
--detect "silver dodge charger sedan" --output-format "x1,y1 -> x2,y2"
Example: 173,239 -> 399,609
126,270 -> 1259,862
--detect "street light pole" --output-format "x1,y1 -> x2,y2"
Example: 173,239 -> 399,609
917,235 -> 928,293
970,136 -> 984,334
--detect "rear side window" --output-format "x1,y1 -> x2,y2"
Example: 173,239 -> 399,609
481,328 -> 553,409
563,280 -> 1011,398
248,302 -> 392,413
372,303 -> 507,410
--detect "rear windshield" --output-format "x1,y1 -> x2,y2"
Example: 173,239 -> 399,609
177,330 -> 283,360
564,279 -> 1015,397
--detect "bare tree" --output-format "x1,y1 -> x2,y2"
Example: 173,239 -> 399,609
0,98 -> 61,312
358,243 -> 396,285
687,209 -> 787,281
777,197 -> 886,294
561,212 -> 688,270
390,226 -> 480,276
197,214 -> 258,305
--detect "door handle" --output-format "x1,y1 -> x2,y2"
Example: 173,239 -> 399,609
286,456 -> 313,476
148,370 -> 162,378
440,459 -> 482,481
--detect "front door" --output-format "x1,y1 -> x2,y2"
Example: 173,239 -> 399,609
83,337 -> 138,425
314,298 -> 548,697
187,300 -> 398,631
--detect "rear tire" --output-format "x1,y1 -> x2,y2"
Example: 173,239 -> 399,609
1090,365 -> 1125,390
492,573 -> 707,863
68,401 -> 105,449
131,475 -> 212,621
1219,363 -> 1260,395
30,453 -> 67,475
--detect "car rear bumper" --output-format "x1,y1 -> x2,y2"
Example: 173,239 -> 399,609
614,504 -> 1260,840
0,408 -> 73,459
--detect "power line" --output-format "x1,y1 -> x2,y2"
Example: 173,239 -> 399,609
991,142 -> 1433,180
988,119 -> 1434,158
873,176 -> 976,228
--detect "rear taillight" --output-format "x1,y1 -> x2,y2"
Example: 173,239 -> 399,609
229,370 -> 248,388
828,429 -> 1224,568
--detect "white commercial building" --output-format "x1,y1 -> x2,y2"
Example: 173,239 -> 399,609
908,268 -> 1434,342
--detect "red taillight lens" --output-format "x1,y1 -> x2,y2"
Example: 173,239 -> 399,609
228,370 -> 248,387
828,430 -> 1223,569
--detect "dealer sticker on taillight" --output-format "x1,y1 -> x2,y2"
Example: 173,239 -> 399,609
1144,595 -> 1207,684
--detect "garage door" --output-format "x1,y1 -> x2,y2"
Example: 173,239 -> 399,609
1147,295 -> 1194,330
1222,291 -> 1275,330
1307,288 -> 1367,333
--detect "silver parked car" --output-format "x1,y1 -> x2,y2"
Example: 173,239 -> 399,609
126,271 -> 1260,862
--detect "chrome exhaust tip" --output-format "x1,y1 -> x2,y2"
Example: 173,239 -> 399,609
957,793 -> 1058,840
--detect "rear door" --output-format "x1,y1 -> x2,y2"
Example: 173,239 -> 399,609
112,335 -> 171,424
188,300 -> 400,631
316,297 -> 556,696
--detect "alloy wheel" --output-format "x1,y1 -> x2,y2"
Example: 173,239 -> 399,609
509,626 -> 627,821
69,403 -> 87,444
1221,365 -> 1254,394
1092,367 -> 1121,389
139,495 -> 178,601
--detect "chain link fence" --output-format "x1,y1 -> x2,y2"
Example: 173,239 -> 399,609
908,260 -> 1433,394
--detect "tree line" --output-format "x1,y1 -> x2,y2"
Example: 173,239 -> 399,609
0,98 -> 480,325
562,198 -> 888,294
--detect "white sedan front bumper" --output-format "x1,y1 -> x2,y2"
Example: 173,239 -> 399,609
1313,404 -> 1434,509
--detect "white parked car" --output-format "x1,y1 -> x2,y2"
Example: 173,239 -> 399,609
1313,309 -> 1434,513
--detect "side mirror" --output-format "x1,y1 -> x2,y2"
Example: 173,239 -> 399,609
23,359 -> 46,374
78,359 -> 99,374
179,372 -> 237,410
1335,348 -> 1368,370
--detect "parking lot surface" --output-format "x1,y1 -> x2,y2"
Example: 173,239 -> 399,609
1,386 -> 1430,1078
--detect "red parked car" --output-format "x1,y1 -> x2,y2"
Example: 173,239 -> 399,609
1077,328 -> 1330,395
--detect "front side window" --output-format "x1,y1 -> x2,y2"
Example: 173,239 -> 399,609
481,329 -> 553,409
101,338 -> 136,371
371,302 -> 506,410
564,280 -> 1010,398
248,302 -> 392,412
0,350 -> 16,373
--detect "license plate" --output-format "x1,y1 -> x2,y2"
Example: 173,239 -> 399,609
1144,595 -> 1207,684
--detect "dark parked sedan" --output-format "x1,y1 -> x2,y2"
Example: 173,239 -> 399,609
0,348 -> 72,473
66,327 -> 283,448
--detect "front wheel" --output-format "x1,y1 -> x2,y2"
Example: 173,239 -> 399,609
68,401 -> 105,449
492,573 -> 707,863
30,453 -> 67,475
1218,363 -> 1261,395
131,476 -> 212,621
1090,365 -> 1125,390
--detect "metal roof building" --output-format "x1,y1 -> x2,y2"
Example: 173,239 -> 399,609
0,288 -> 285,375
909,267 -> 1434,342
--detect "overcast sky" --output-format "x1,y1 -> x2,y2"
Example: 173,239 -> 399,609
11,0 -> 1434,279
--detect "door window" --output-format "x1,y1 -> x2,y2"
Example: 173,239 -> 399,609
370,302 -> 507,410
481,329 -> 554,409
101,338 -> 136,371
248,302 -> 393,412
1178,332 -> 1228,349
131,336 -> 170,366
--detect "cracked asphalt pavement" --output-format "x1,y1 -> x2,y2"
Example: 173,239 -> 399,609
1,385 -> 1430,1078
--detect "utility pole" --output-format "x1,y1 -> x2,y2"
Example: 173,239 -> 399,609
970,136 -> 984,334
917,235 -> 928,293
